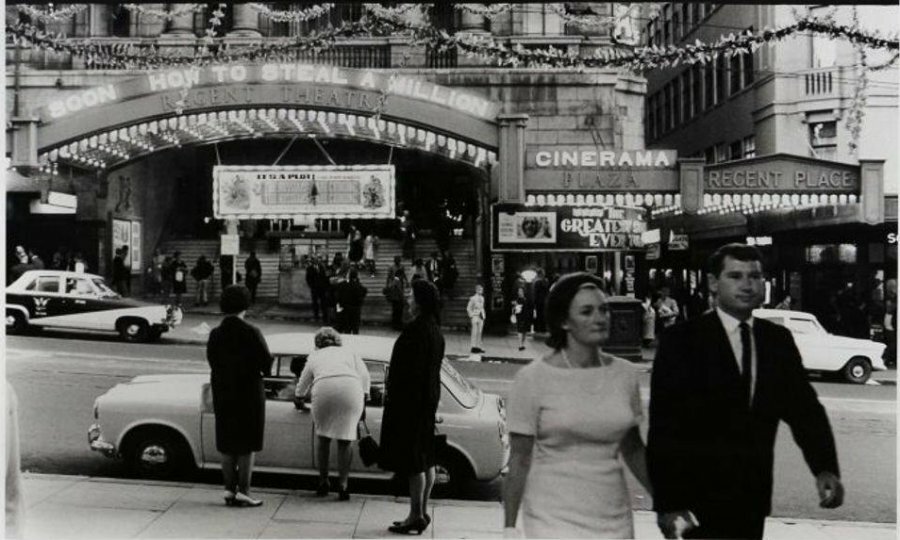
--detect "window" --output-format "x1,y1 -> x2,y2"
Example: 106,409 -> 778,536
690,3 -> 700,25
648,94 -> 657,140
647,20 -> 656,47
743,136 -> 757,158
810,120 -> 837,160
692,64 -> 703,116
663,84 -> 672,132
680,71 -> 691,122
729,141 -> 742,161
66,278 -> 94,295
705,146 -> 716,164
761,317 -> 785,327
663,5 -> 671,45
715,56 -> 727,102
730,54 -> 742,93
365,361 -> 387,407
673,7 -> 682,41
716,143 -> 729,163
33,276 -> 60,293
743,30 -> 755,84
705,62 -> 715,108
110,5 -> 130,36
672,76 -> 682,126
655,91 -> 664,138
441,360 -> 479,409
787,318 -> 822,335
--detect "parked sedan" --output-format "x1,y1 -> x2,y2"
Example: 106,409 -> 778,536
753,309 -> 887,384
89,333 -> 510,497
6,270 -> 182,342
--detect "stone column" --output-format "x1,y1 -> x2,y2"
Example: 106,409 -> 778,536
163,3 -> 195,35
137,4 -> 166,37
497,114 -> 529,203
90,5 -> 110,37
678,158 -> 706,215
9,117 -> 39,168
229,4 -> 261,37
459,7 -> 487,33
860,159 -> 885,225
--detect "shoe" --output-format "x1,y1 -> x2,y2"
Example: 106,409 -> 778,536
316,480 -> 330,497
393,514 -> 430,527
475,347 -> 485,353
387,517 -> 428,535
518,346 -> 526,351
233,492 -> 263,507
337,487 -> 350,501
224,490 -> 236,506
470,347 -> 479,353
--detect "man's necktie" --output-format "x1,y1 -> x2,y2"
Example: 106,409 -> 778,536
739,322 -> 753,407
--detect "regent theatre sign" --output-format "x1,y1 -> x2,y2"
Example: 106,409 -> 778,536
491,204 -> 647,252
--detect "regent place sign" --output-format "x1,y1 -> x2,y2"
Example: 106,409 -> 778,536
42,64 -> 499,122
704,154 -> 860,193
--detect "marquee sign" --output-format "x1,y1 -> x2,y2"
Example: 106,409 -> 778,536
704,154 -> 860,193
213,165 -> 395,219
42,64 -> 498,122
491,203 -> 647,252
524,146 -> 680,192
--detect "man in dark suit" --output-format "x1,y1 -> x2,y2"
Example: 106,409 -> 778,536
648,243 -> 843,539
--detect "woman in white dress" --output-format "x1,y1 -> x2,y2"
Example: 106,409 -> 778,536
503,272 -> 652,539
295,327 -> 370,500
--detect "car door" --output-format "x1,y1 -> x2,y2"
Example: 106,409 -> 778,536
785,316 -> 834,371
255,377 -> 316,471
61,276 -> 105,330
24,274 -> 67,327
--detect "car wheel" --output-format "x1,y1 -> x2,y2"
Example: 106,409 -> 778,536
118,319 -> 150,342
126,429 -> 190,479
6,310 -> 27,335
842,356 -> 872,384
432,449 -> 474,499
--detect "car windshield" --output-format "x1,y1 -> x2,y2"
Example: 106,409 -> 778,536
441,360 -> 480,409
91,277 -> 120,297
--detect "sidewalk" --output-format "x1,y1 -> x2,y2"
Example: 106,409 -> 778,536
168,302 -> 657,364
21,474 -> 897,539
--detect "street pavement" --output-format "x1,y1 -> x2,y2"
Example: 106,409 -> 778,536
20,473 -> 898,540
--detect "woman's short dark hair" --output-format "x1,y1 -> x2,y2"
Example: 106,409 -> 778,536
545,272 -> 606,350
220,285 -> 250,314
707,243 -> 764,277
412,279 -> 441,319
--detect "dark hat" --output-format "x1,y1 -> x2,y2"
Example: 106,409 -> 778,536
220,285 -> 250,314
412,279 -> 440,316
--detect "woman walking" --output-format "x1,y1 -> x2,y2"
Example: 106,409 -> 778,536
379,280 -> 444,535
503,273 -> 652,538
512,286 -> 534,351
295,327 -> 370,500
206,285 -> 273,507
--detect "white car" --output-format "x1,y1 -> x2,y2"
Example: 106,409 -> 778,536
753,309 -> 887,384
6,270 -> 182,342
89,333 -> 510,496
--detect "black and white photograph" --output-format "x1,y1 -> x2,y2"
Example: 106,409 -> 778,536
3,2 -> 897,539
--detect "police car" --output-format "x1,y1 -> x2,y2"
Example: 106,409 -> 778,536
6,270 -> 182,342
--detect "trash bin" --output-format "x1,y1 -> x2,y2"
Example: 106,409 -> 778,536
605,296 -> 644,362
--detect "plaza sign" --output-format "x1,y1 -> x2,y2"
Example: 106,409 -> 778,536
213,165 -> 395,220
43,64 -> 498,122
524,146 -> 679,192
491,203 -> 647,252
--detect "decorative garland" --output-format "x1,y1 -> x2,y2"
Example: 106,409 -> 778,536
845,7 -> 867,157
204,3 -> 226,44
6,14 -> 898,72
16,4 -> 88,23
363,3 -> 421,22
546,4 -> 616,28
123,4 -> 203,21
453,4 -> 513,20
248,3 -> 334,23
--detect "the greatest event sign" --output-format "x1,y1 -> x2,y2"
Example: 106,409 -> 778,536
491,204 -> 647,252
213,165 -> 395,219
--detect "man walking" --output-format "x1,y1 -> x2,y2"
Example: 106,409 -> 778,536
192,255 -> 214,306
306,255 -> 329,323
244,251 -> 262,304
467,284 -> 486,353
648,243 -> 843,540
112,247 -> 129,296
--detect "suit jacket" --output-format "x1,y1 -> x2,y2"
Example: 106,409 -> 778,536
647,311 -> 839,516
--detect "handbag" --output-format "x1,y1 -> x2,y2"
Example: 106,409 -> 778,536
357,418 -> 380,467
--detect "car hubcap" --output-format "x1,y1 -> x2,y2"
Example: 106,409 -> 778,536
140,444 -> 168,466
852,365 -> 865,378
126,324 -> 141,336
6,314 -> 16,327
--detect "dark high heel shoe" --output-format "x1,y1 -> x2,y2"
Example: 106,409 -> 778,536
223,490 -> 236,506
393,514 -> 430,527
388,517 -> 428,535
337,488 -> 350,501
316,481 -> 330,497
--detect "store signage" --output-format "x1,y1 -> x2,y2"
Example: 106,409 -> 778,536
213,165 -> 395,219
668,231 -> 689,250
646,243 -> 661,260
43,64 -> 498,121
220,234 -> 240,256
524,146 -> 679,192
641,229 -> 661,244
491,204 -> 647,252
704,154 -> 859,193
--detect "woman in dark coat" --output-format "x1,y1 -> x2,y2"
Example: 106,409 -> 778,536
379,280 -> 444,535
206,285 -> 273,507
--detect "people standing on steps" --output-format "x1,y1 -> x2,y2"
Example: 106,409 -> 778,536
192,255 -> 214,307
347,225 -> 364,265
244,251 -> 262,304
467,284 -> 486,353
306,255 -> 330,324
426,251 -> 442,287
206,285 -> 273,508
385,257 -> 408,331
439,250 -> 459,297
399,209 -> 416,261
363,231 -> 378,277
171,251 -> 188,307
